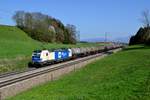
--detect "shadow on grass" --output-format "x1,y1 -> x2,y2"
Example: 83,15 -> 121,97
123,45 -> 150,51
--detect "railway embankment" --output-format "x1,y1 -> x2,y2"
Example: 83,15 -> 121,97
0,48 -> 122,100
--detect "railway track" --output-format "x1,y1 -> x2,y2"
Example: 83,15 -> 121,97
0,53 -> 105,87
0,48 -> 121,87
0,47 -> 122,100
0,53 -> 100,79
0,49 -> 113,79
0,68 -> 36,79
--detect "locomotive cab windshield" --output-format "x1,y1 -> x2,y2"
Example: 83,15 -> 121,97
32,50 -> 42,63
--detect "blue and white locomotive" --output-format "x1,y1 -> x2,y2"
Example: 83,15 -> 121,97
31,49 -> 72,67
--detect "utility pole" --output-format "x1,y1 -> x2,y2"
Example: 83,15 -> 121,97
105,32 -> 107,43
104,32 -> 108,48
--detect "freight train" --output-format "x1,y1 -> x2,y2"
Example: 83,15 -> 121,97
29,44 -> 122,67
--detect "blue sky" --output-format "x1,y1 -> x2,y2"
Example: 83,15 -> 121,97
0,0 -> 150,40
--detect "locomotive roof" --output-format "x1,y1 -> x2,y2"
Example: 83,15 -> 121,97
48,48 -> 69,51
33,50 -> 42,53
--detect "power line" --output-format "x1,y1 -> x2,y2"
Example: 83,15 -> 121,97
0,9 -> 14,21
0,9 -> 14,16
105,32 -> 108,43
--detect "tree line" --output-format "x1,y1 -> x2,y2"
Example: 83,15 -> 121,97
13,11 -> 79,44
129,9 -> 150,45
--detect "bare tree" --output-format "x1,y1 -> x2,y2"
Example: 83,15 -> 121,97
13,11 -> 25,28
66,24 -> 78,44
141,9 -> 150,27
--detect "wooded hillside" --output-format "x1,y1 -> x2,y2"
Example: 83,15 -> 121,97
13,11 -> 79,44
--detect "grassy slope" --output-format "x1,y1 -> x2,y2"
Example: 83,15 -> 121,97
7,45 -> 150,100
0,25 -> 40,72
0,25 -> 104,73
0,25 -> 103,58
0,25 -> 40,58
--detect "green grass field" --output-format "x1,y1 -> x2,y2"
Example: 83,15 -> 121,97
7,45 -> 150,100
0,25 -> 104,73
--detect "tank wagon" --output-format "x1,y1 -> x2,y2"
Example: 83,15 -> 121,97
29,45 -> 122,67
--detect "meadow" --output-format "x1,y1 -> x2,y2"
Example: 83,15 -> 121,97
7,45 -> 150,100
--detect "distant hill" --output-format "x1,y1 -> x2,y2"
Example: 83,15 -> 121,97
113,36 -> 130,43
81,37 -> 109,43
81,36 -> 130,43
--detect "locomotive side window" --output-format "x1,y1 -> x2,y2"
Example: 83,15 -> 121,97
46,53 -> 48,56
